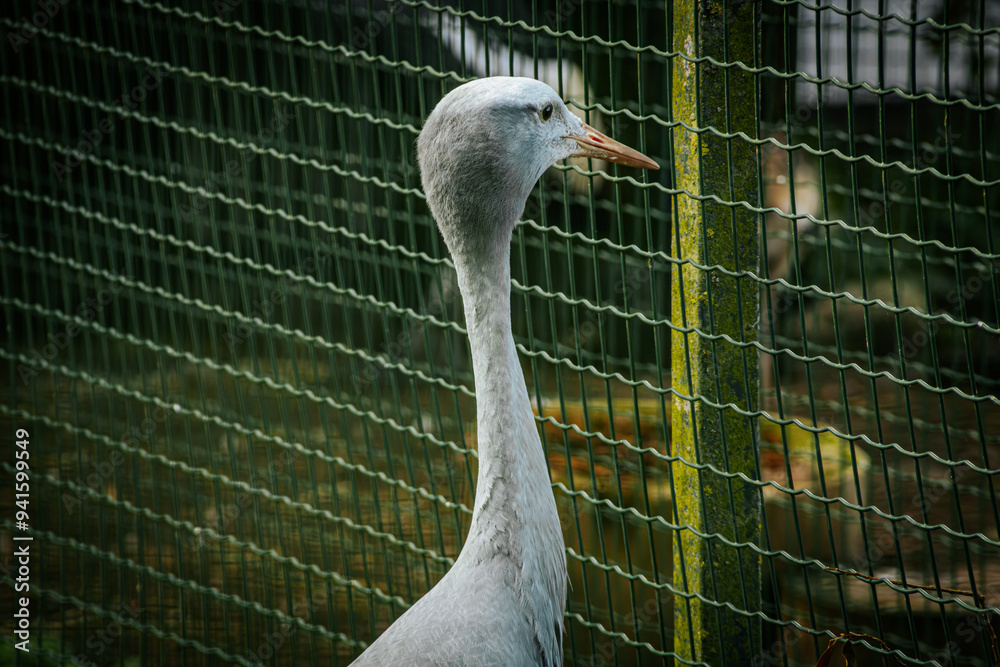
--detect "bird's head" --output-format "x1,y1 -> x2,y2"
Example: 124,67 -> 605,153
417,77 -> 657,258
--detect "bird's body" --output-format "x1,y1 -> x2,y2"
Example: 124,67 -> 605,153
350,77 -> 656,667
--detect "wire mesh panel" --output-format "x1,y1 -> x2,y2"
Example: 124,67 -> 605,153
0,1 -> 997,666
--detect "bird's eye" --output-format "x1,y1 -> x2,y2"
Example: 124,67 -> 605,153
540,104 -> 554,122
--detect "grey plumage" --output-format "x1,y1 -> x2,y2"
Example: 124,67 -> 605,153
349,77 -> 657,667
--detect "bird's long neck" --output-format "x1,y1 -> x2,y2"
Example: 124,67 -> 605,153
450,236 -> 562,562
431,193 -> 566,665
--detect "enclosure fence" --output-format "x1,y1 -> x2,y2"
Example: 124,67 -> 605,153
1,0 -> 998,666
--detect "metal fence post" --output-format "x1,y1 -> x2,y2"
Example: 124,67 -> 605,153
670,0 -> 762,663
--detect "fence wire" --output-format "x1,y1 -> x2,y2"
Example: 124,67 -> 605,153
0,0 -> 997,666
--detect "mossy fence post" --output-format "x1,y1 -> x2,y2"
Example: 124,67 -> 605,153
670,0 -> 762,663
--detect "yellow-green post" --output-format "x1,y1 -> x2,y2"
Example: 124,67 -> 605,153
670,0 -> 762,663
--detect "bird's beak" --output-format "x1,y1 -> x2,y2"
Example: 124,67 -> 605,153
566,123 -> 659,170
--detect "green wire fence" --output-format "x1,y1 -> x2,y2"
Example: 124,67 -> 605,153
0,0 -> 997,665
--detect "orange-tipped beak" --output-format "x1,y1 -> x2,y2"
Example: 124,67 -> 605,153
566,123 -> 659,170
